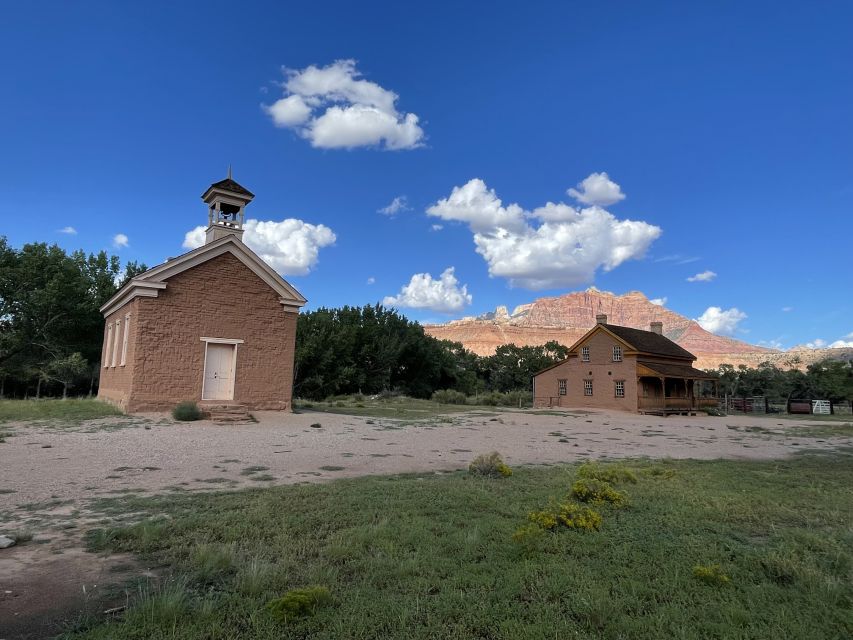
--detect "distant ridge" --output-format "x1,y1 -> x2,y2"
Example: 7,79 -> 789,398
423,288 -> 853,370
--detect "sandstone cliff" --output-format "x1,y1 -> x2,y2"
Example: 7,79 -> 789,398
424,288 -> 853,370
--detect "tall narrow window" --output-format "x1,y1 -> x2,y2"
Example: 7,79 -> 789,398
612,345 -> 623,362
120,313 -> 131,366
615,380 -> 625,397
581,346 -> 590,362
111,319 -> 121,367
103,324 -> 113,368
584,379 -> 593,396
558,379 -> 567,396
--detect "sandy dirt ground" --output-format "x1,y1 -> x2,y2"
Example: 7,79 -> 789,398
0,407 -> 850,638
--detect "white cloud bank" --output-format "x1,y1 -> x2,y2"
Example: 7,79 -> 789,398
426,175 -> 661,289
58,226 -> 77,235
113,233 -> 129,248
183,219 -> 336,276
383,267 -> 472,313
378,196 -> 409,216
650,297 -> 668,306
263,59 -> 424,150
696,306 -> 747,336
687,270 -> 717,282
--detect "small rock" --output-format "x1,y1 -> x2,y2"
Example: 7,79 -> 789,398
0,535 -> 16,549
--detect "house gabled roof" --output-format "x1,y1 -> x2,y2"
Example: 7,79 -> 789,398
532,322 -> 696,378
602,324 -> 695,360
638,360 -> 717,380
100,235 -> 306,316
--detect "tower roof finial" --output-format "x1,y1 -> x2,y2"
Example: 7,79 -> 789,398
227,164 -> 232,180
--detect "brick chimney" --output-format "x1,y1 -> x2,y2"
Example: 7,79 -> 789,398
596,314 -> 607,325
650,321 -> 663,335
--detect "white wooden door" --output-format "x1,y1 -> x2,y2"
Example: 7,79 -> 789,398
203,343 -> 235,401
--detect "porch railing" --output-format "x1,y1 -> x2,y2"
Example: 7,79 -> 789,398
638,396 -> 718,411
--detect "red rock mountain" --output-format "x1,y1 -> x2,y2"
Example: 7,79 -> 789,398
423,289 -> 852,370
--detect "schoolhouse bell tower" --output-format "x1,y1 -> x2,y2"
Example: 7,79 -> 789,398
201,167 -> 254,244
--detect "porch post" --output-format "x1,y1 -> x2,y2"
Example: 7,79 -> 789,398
660,376 -> 666,413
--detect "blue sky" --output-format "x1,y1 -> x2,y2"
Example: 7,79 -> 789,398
1,1 -> 852,349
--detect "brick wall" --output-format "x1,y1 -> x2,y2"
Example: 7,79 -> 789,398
533,329 -> 638,412
99,252 -> 298,412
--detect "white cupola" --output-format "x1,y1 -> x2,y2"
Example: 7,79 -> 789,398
200,167 -> 254,244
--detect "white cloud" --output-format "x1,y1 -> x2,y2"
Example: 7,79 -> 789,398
263,59 -> 424,150
687,270 -> 717,282
650,297 -> 667,306
426,177 -> 661,289
804,339 -> 827,349
567,172 -> 626,206
183,218 -> 336,276
378,196 -> 410,216
58,226 -> 77,235
383,267 -> 472,313
430,224 -> 443,232
696,306 -> 747,336
654,254 -> 699,264
366,277 -> 375,285
782,306 -> 794,312
113,233 -> 129,248
829,339 -> 853,348
758,339 -> 785,350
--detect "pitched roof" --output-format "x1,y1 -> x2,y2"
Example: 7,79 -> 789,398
602,324 -> 695,360
638,360 -> 717,379
203,178 -> 254,198
100,235 -> 306,316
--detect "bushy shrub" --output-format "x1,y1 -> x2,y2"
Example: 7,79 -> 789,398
555,502 -> 603,531
571,479 -> 627,507
693,564 -> 731,586
473,390 -> 533,407
468,452 -> 513,478
431,389 -> 468,405
267,586 -> 332,622
577,461 -> 637,484
511,523 -> 545,548
525,501 -> 602,533
643,466 -> 677,479
172,401 -> 202,421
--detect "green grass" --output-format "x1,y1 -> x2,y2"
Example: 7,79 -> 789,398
294,396 -> 505,419
71,454 -> 853,639
0,399 -> 122,423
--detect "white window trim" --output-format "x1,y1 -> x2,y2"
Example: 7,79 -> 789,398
104,324 -> 113,368
558,379 -> 567,396
120,313 -> 130,366
200,338 -> 243,401
581,346 -> 590,362
612,345 -> 623,362
615,380 -> 625,398
111,320 -> 121,367
584,379 -> 593,396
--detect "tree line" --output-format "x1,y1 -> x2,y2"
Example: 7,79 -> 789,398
294,305 -> 569,400
710,360 -> 853,404
0,238 -> 145,398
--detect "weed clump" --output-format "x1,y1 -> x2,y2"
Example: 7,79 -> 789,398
172,401 -> 201,421
469,452 -> 513,478
577,461 -> 637,484
693,564 -> 731,586
527,502 -> 602,532
572,478 -> 628,507
267,586 -> 332,622
431,389 -> 468,405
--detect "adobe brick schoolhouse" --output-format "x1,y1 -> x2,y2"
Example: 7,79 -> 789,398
533,314 -> 718,414
98,174 -> 306,413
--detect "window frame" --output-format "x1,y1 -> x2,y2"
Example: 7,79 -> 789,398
558,379 -> 567,396
583,379 -> 593,396
581,345 -> 590,362
615,380 -> 625,398
104,323 -> 113,369
111,319 -> 121,367
612,345 -> 623,362
120,313 -> 131,366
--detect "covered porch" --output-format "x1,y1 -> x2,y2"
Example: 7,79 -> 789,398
636,361 -> 719,415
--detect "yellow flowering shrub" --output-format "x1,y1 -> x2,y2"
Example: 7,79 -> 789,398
571,478 -> 627,507
469,452 -> 513,478
557,502 -> 603,531
693,564 -> 731,586
577,462 -> 637,484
